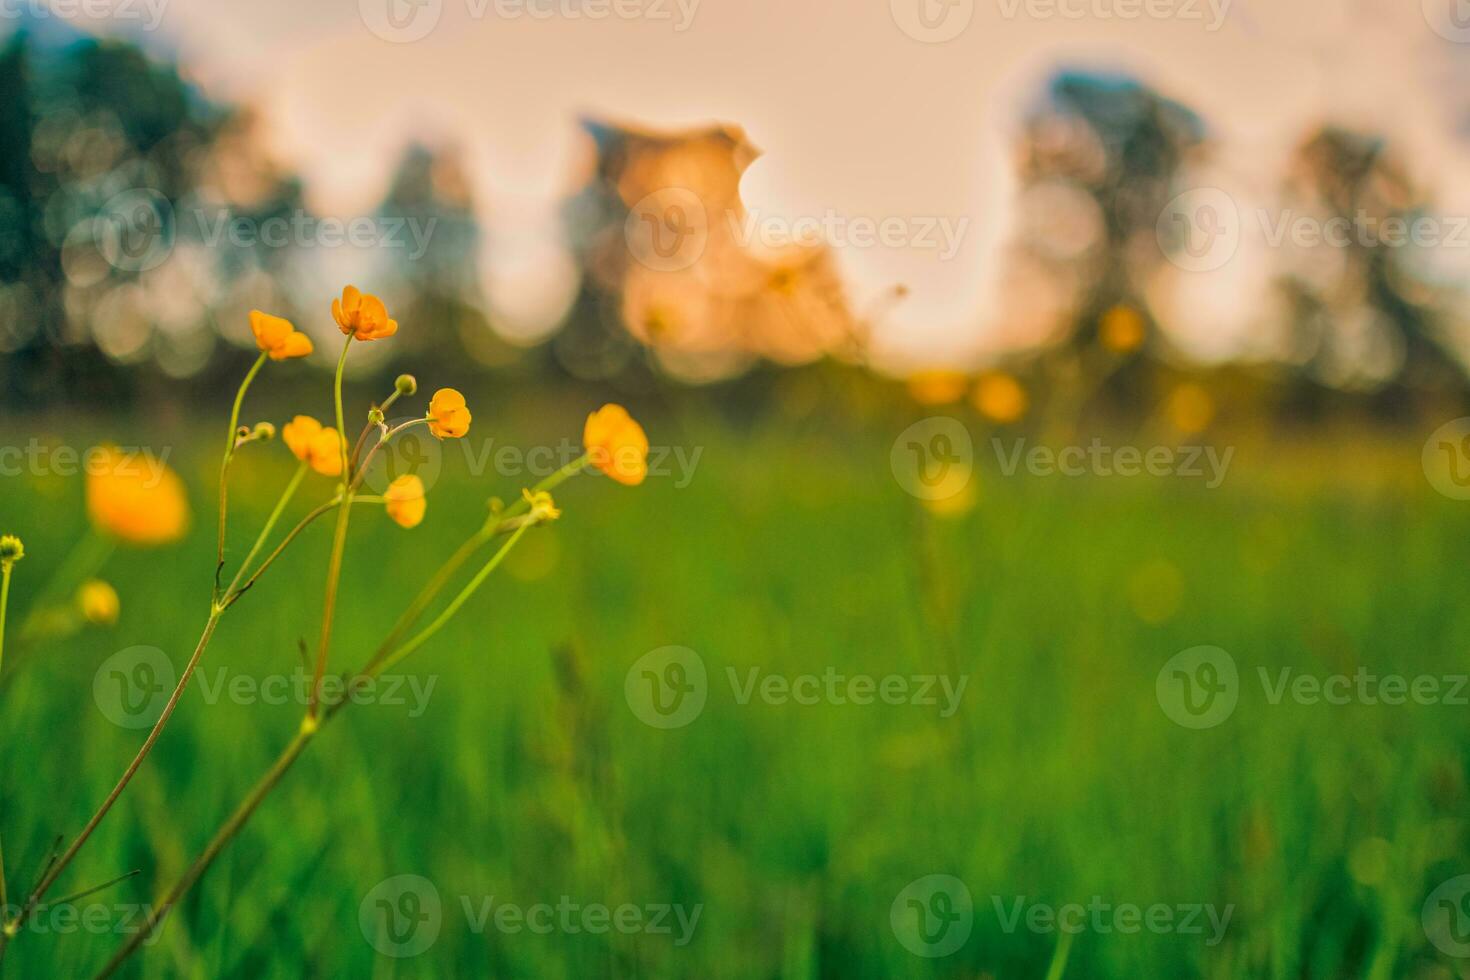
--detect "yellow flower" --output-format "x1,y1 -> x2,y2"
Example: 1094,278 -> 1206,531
249,310 -> 314,360
972,372 -> 1028,425
583,404 -> 649,486
1099,305 -> 1146,354
522,488 -> 561,524
78,579 -> 120,626
86,445 -> 190,546
384,475 -> 427,529
331,285 -> 398,341
427,388 -> 471,440
282,416 -> 345,477
0,535 -> 22,567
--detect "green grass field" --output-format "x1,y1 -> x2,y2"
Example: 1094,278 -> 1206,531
2,385 -> 1468,978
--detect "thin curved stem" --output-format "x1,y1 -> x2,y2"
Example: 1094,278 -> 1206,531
1,610 -> 222,952
332,337 -> 352,478
224,498 -> 340,610
217,353 -> 269,596
223,463 -> 307,600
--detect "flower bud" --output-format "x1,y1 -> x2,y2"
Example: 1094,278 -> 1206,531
0,534 -> 24,566
252,422 -> 277,442
395,374 -> 418,396
78,579 -> 120,626
368,407 -> 386,426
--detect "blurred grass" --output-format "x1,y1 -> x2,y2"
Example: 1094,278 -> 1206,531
1,387 -> 1468,978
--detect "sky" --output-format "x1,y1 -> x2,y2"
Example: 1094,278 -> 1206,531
19,0 -> 1470,370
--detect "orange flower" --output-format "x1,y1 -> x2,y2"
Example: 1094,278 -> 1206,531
86,445 -> 190,546
583,404 -> 649,486
331,285 -> 398,341
249,310 -> 314,360
384,475 -> 426,529
427,388 -> 471,440
282,416 -> 345,477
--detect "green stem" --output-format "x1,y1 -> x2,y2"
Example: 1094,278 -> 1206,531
0,564 -> 12,682
0,609 -> 223,954
333,337 -> 352,478
217,353 -> 269,595
91,727 -> 316,980
372,523 -> 530,679
223,463 -> 307,600
92,518 -> 542,976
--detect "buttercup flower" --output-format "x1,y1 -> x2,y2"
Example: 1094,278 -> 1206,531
282,416 -> 345,478
331,285 -> 398,341
0,535 -> 22,567
384,475 -> 427,529
522,488 -> 561,525
427,388 -> 471,440
87,445 -> 190,546
78,579 -> 120,626
583,404 -> 649,486
249,310 -> 314,361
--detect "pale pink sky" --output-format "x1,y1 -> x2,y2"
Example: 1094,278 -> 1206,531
51,0 -> 1470,369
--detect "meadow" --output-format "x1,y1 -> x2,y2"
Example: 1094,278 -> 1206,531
1,379 -> 1467,978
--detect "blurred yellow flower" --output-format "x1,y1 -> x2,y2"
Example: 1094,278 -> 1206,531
384,475 -> 427,529
249,310 -> 314,361
522,488 -> 562,524
78,579 -> 120,626
1167,383 -> 1215,435
86,445 -> 190,546
905,369 -> 968,406
583,404 -> 649,487
427,388 -> 472,440
0,535 -> 22,567
972,372 -> 1028,424
331,285 -> 398,341
282,416 -> 345,477
1099,305 -> 1146,354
